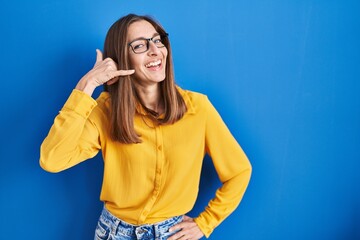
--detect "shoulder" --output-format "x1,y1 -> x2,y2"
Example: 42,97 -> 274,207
176,86 -> 212,115
177,86 -> 208,104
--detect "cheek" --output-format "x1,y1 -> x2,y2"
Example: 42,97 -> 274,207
128,54 -> 142,70
163,48 -> 168,59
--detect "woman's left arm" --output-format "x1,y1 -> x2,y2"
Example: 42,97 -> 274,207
195,96 -> 252,238
169,95 -> 252,239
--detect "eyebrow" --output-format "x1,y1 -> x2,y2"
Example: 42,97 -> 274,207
128,33 -> 161,43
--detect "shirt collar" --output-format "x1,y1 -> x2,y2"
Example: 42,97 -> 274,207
135,103 -> 147,116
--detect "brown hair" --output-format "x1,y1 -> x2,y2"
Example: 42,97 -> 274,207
103,14 -> 187,144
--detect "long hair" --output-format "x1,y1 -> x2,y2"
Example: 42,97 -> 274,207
103,14 -> 187,144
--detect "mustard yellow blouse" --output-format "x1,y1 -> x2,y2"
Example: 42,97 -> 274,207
40,87 -> 251,238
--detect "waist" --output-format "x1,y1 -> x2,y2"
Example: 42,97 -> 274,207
99,207 -> 183,238
103,200 -> 194,225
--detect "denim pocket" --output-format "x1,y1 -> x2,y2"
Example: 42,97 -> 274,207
94,217 -> 111,240
157,216 -> 183,240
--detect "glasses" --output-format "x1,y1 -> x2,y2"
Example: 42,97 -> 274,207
128,33 -> 168,54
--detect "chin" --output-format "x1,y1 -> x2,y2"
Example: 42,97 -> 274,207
150,73 -> 166,83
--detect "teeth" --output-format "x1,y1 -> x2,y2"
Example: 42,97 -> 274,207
145,60 -> 161,68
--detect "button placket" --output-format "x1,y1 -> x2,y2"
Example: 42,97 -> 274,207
154,125 -> 164,195
138,125 -> 164,223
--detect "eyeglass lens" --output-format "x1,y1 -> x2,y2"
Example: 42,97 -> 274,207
130,35 -> 166,53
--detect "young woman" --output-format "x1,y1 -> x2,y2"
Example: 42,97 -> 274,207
40,14 -> 252,240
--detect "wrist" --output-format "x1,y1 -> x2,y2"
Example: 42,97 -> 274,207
75,78 -> 97,96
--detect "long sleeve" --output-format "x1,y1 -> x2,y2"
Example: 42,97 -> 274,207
194,97 -> 252,238
40,89 -> 101,173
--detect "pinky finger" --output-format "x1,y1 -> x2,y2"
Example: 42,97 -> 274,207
106,77 -> 119,85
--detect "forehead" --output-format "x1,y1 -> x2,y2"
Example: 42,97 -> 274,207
127,20 -> 158,40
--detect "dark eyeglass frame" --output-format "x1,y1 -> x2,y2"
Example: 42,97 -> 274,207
128,33 -> 169,54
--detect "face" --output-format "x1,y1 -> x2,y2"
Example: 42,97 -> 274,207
127,20 -> 168,87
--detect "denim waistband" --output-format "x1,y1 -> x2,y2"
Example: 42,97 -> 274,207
98,207 -> 183,239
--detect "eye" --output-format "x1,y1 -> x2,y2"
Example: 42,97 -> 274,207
153,38 -> 162,44
153,36 -> 165,47
131,39 -> 147,50
133,43 -> 145,50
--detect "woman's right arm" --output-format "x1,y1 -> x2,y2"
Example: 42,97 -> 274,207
40,90 -> 100,172
39,50 -> 134,172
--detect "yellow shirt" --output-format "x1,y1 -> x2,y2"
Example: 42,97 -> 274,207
40,87 -> 251,237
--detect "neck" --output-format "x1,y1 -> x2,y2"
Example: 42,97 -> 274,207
135,83 -> 163,113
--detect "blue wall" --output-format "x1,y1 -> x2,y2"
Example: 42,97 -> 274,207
1,1 -> 359,239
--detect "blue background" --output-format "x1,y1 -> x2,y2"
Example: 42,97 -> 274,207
0,0 -> 359,239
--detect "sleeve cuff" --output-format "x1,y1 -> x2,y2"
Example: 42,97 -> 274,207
193,216 -> 214,238
62,89 -> 98,118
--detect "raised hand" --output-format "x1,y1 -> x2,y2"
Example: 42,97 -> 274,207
75,49 -> 135,96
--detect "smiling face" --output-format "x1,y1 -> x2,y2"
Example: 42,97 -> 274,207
127,20 -> 168,87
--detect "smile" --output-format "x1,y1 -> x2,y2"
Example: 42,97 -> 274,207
145,60 -> 162,68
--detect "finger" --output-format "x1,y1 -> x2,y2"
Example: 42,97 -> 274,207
168,228 -> 193,240
169,221 -> 191,233
113,69 -> 135,77
167,230 -> 185,240
169,217 -> 193,232
169,223 -> 183,233
105,69 -> 135,85
95,49 -> 103,64
106,77 -> 119,85
169,228 -> 201,240
169,221 -> 203,240
100,70 -> 134,83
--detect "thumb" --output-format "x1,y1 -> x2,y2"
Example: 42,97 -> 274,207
95,49 -> 103,64
183,215 -> 193,221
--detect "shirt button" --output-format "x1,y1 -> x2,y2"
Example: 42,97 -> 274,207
157,145 -> 162,151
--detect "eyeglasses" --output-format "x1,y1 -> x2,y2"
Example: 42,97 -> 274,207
128,33 -> 168,54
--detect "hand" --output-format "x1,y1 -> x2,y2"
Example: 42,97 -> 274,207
75,49 -> 135,96
168,216 -> 204,240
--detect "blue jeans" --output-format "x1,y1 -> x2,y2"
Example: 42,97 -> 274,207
94,207 -> 183,240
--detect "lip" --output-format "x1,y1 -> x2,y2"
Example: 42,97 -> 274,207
145,59 -> 163,71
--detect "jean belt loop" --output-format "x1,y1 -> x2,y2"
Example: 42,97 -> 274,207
110,217 -> 119,236
154,224 -> 160,239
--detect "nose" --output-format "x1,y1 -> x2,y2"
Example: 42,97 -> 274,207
147,41 -> 160,55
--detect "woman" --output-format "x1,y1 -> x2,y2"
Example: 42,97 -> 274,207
40,14 -> 252,240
